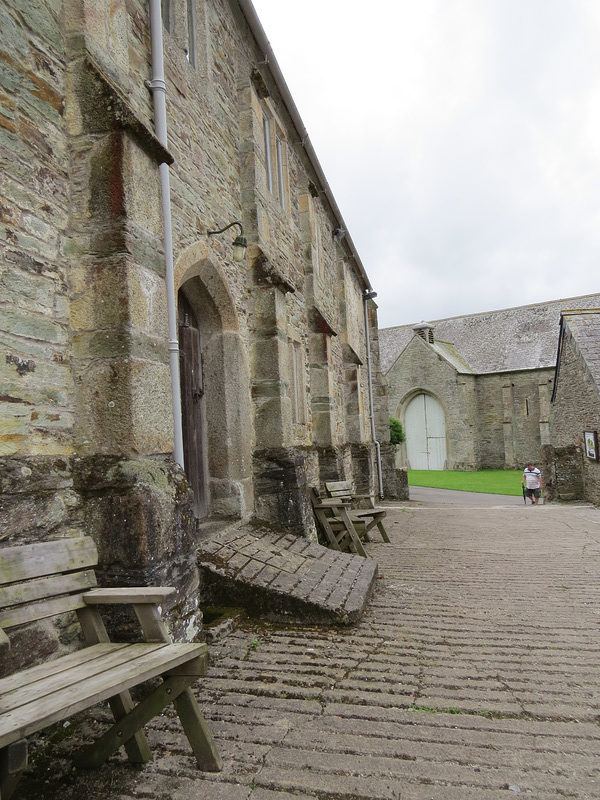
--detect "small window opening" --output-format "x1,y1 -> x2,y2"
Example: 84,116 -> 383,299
276,134 -> 285,210
161,0 -> 171,31
289,340 -> 306,425
291,344 -> 300,423
186,0 -> 196,66
263,115 -> 273,193
314,226 -> 323,279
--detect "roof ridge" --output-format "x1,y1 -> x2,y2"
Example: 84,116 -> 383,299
380,292 -> 600,332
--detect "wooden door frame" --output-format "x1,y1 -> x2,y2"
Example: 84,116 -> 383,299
178,294 -> 209,519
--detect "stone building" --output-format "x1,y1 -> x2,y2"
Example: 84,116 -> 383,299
0,0 -> 392,638
380,294 -> 600,471
542,309 -> 600,504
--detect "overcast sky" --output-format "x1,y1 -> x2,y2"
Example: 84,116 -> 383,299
250,0 -> 600,329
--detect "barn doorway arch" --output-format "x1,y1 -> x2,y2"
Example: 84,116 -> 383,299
405,393 -> 447,470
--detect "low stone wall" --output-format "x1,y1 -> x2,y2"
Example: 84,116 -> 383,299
0,456 -> 84,546
394,467 -> 409,501
540,444 -> 584,502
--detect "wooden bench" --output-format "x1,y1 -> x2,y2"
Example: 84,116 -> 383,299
310,488 -> 367,558
324,480 -> 390,543
0,537 -> 222,800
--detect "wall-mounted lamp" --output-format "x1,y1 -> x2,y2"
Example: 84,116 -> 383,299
333,227 -> 346,242
207,221 -> 247,262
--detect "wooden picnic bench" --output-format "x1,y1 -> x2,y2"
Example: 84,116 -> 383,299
0,537 -> 222,800
310,488 -> 368,557
324,480 -> 390,543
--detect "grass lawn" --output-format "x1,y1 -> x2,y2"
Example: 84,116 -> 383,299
408,469 -> 524,496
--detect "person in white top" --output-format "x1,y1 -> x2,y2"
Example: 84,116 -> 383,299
522,462 -> 542,505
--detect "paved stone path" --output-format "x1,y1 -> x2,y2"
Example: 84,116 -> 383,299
17,501 -> 600,799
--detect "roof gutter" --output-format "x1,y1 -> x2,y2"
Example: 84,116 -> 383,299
236,0 -> 373,292
551,314 -> 565,403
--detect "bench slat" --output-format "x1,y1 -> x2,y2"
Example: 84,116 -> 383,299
0,593 -> 89,630
0,642 -> 207,749
83,587 -> 175,604
324,481 -> 351,491
322,481 -> 390,543
0,538 -> 98,586
0,537 -> 221,773
0,571 -> 98,612
0,643 -> 167,713
0,643 -> 131,696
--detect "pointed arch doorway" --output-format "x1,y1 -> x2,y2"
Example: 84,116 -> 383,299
178,293 -> 209,519
175,246 -> 254,522
405,393 -> 447,470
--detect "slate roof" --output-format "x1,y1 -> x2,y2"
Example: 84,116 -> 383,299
379,293 -> 600,376
560,310 -> 600,392
430,341 -> 476,375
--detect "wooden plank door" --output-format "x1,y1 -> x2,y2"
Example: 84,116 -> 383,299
424,395 -> 447,470
405,393 -> 447,470
405,394 -> 429,469
178,295 -> 209,519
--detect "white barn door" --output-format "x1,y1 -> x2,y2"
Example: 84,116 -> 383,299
405,394 -> 447,470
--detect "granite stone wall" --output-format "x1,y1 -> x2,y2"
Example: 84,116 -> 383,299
386,337 -> 478,470
1,0 -> 82,548
547,328 -> 600,504
385,334 -> 554,471
1,0 -> 391,662
476,369 -> 554,469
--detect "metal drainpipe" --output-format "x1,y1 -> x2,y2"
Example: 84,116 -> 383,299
147,0 -> 184,468
364,290 -> 384,499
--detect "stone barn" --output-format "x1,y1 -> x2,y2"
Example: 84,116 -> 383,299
542,309 -> 600,504
0,0 -> 393,637
380,294 -> 600,471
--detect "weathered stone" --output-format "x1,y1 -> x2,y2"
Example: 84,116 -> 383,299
0,622 -> 59,679
199,522 -> 376,624
546,311 -> 600,503
382,296 -> 600,472
0,455 -> 83,544
74,454 -> 200,638
1,0 -> 393,673
394,465 -> 409,500
253,448 -> 313,536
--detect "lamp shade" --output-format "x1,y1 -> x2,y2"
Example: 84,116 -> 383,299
232,234 -> 247,262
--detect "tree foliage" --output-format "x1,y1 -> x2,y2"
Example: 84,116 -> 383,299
389,417 -> 406,445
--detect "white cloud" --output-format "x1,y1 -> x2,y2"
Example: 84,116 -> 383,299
251,0 -> 600,327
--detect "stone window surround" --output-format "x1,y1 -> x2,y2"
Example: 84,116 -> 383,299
161,0 -> 201,71
288,336 -> 307,426
299,193 -> 327,284
261,100 -> 289,212
185,0 -> 197,66
162,0 -> 171,31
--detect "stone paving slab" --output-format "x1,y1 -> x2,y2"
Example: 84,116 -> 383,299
198,522 -> 378,624
13,502 -> 600,799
